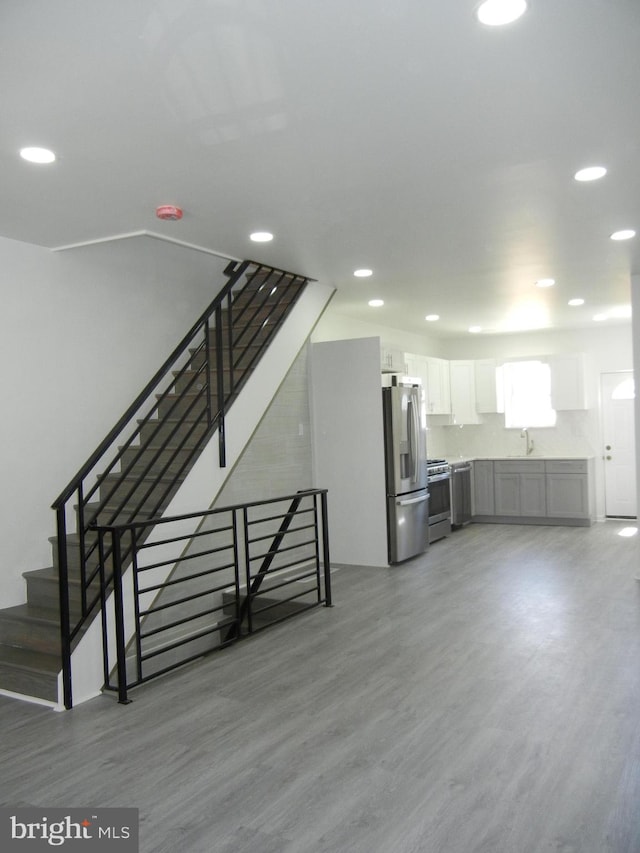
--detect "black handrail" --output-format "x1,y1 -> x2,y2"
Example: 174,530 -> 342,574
51,260 -> 312,709
52,261 -> 246,509
95,488 -> 332,704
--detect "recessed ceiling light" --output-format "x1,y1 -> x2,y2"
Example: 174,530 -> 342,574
368,299 -> 384,308
425,314 -> 440,322
476,0 -> 527,27
354,269 -> 373,278
19,146 -> 56,164
574,166 -> 607,182
610,229 -> 636,241
568,298 -> 585,307
249,231 -> 274,243
469,325 -> 482,334
593,314 -> 607,322
535,278 -> 555,288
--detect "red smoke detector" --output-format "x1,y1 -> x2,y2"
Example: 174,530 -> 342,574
156,205 -> 183,221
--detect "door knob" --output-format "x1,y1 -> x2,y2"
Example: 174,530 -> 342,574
605,445 -> 611,450
606,455 -> 612,460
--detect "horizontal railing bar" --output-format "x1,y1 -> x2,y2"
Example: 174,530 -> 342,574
246,506 -> 314,527
135,543 -> 235,573
139,582 -> 233,616
248,538 -> 317,563
138,563 -> 236,594
247,521 -> 316,545
136,522 -> 235,550
140,621 -> 234,661
248,554 -> 318,580
140,602 -> 229,638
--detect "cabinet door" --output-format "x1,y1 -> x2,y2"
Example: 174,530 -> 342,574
381,345 -> 407,374
494,472 -> 521,515
472,460 -> 495,516
449,360 -> 480,424
521,473 -> 546,516
425,357 -> 451,414
549,354 -> 587,410
475,359 -> 503,413
546,473 -> 589,518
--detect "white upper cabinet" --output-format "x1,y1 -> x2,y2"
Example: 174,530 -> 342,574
380,344 -> 407,374
449,360 -> 481,424
549,354 -> 588,410
404,352 -> 428,384
474,358 -> 503,413
425,357 -> 451,415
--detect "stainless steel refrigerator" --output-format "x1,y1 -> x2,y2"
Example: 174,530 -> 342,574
382,381 -> 429,563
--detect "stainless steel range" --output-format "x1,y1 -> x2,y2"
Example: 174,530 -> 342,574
426,459 -> 452,542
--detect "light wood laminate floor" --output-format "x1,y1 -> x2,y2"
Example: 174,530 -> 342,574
2,521 -> 640,852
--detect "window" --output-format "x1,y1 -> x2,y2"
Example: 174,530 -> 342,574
502,360 -> 557,428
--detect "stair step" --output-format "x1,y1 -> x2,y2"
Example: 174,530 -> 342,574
0,645 -> 60,702
137,415 -> 209,447
0,604 -> 62,653
49,533 -> 105,576
97,474 -> 178,512
23,567 -> 83,612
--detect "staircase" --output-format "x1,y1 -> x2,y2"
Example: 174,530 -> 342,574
0,261 -> 314,708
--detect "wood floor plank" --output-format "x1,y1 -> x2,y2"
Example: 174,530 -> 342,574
1,521 -> 639,852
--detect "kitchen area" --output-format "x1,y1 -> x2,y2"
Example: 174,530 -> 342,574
309,331 -> 633,568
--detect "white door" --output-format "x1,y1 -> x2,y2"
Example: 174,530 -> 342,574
601,372 -> 637,518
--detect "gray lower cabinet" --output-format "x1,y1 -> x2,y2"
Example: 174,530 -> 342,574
545,460 -> 590,518
472,457 -> 593,526
494,460 -> 546,517
472,460 -> 495,515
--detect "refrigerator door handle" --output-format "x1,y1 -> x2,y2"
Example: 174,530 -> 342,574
397,493 -> 429,506
409,392 -> 420,483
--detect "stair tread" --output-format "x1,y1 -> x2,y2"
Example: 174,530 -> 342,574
23,566 -> 81,584
0,644 -> 61,673
0,603 -> 61,625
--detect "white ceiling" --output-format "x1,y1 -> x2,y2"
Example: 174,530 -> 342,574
2,0 -> 639,337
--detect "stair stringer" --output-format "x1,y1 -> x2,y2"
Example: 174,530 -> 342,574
66,279 -> 335,707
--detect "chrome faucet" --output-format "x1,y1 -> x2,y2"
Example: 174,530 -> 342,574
521,428 -> 534,456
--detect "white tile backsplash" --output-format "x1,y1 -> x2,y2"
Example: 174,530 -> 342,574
430,410 -> 600,461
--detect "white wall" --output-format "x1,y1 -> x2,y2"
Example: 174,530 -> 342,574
0,235 -> 234,607
309,337 -> 388,566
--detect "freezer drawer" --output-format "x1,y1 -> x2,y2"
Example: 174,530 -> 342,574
387,490 -> 429,564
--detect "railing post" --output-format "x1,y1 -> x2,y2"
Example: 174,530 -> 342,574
320,491 -> 332,607
111,527 -> 131,705
56,505 -> 73,710
214,304 -> 226,468
204,319 -> 213,428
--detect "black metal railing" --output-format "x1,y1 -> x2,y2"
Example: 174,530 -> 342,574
51,261 -> 312,709
94,489 -> 331,704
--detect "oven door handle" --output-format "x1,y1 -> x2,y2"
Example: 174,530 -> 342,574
397,493 -> 429,506
428,472 -> 450,483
